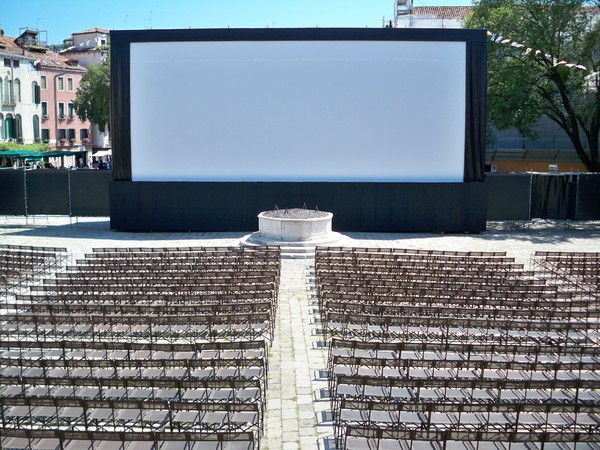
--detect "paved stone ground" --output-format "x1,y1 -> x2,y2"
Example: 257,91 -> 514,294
1,216 -> 599,449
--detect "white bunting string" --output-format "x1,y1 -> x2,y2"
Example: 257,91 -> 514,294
487,30 -> 588,71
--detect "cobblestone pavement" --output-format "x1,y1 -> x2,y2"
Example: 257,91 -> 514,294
1,216 -> 599,449
264,258 -> 326,450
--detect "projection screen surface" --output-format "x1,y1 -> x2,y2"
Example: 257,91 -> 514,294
130,40 -> 466,182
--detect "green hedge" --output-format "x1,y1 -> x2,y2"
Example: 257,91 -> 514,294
0,142 -> 48,152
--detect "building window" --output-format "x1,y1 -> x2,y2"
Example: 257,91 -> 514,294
41,102 -> 48,118
0,113 -> 3,139
4,114 -> 13,139
57,77 -> 64,91
14,79 -> 21,103
41,75 -> 47,90
58,128 -> 66,140
41,128 -> 50,142
33,115 -> 40,140
67,78 -> 74,91
2,59 -> 19,69
58,103 -> 65,119
15,115 -> 22,140
32,81 -> 40,104
67,128 -> 76,142
3,79 -> 12,105
80,128 -> 89,140
68,103 -> 74,118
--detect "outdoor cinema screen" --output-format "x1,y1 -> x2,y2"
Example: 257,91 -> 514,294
128,34 -> 467,183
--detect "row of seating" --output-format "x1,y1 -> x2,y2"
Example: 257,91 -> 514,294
1,245 -> 281,450
316,247 -> 600,449
531,251 -> 600,294
0,245 -> 69,298
81,247 -> 280,269
1,430 -> 254,450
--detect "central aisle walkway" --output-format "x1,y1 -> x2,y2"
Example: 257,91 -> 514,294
263,258 -> 332,450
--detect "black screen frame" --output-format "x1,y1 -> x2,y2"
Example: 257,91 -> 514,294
110,27 -> 487,183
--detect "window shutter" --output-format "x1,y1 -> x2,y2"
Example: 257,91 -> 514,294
6,117 -> 14,138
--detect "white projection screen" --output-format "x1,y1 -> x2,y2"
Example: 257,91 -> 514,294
129,39 -> 466,182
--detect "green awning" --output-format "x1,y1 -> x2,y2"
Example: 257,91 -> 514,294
0,150 -> 43,158
0,150 -> 84,158
43,150 -> 85,157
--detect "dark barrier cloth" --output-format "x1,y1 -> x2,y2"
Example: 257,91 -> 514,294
110,30 -> 132,182
24,170 -> 70,215
109,181 -> 487,232
70,170 -> 112,216
0,169 -> 111,217
530,174 -> 577,220
0,169 -> 26,215
485,174 -> 530,220
576,174 -> 600,220
1,171 -> 596,222
464,39 -> 487,183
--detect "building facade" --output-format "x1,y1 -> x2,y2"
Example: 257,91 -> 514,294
0,32 -> 42,144
61,27 -> 109,68
39,57 -> 90,150
0,29 -> 91,152
61,28 -> 110,151
394,5 -> 469,28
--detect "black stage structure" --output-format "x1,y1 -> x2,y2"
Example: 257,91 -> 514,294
109,28 -> 487,232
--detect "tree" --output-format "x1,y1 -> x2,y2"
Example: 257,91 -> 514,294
46,43 -> 65,53
466,0 -> 600,171
74,57 -> 110,132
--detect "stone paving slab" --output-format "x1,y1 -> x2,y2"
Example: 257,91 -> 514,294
1,216 -> 599,449
2,216 -> 598,265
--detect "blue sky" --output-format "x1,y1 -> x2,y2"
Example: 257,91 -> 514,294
2,0 -> 473,44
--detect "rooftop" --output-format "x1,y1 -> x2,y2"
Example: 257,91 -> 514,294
409,6 -> 473,19
0,35 -> 85,71
72,27 -> 110,36
402,5 -> 600,19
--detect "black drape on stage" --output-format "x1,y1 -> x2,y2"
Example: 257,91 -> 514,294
464,39 -> 487,183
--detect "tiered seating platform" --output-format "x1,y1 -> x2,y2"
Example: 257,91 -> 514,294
1,246 -> 280,450
316,247 -> 600,449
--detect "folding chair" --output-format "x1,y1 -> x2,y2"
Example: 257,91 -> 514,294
2,437 -> 33,450
172,410 -> 199,431
63,440 -> 93,450
31,439 -> 62,450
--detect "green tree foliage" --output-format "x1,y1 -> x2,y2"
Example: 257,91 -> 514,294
74,57 -> 110,132
466,0 -> 600,171
46,43 -> 65,53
